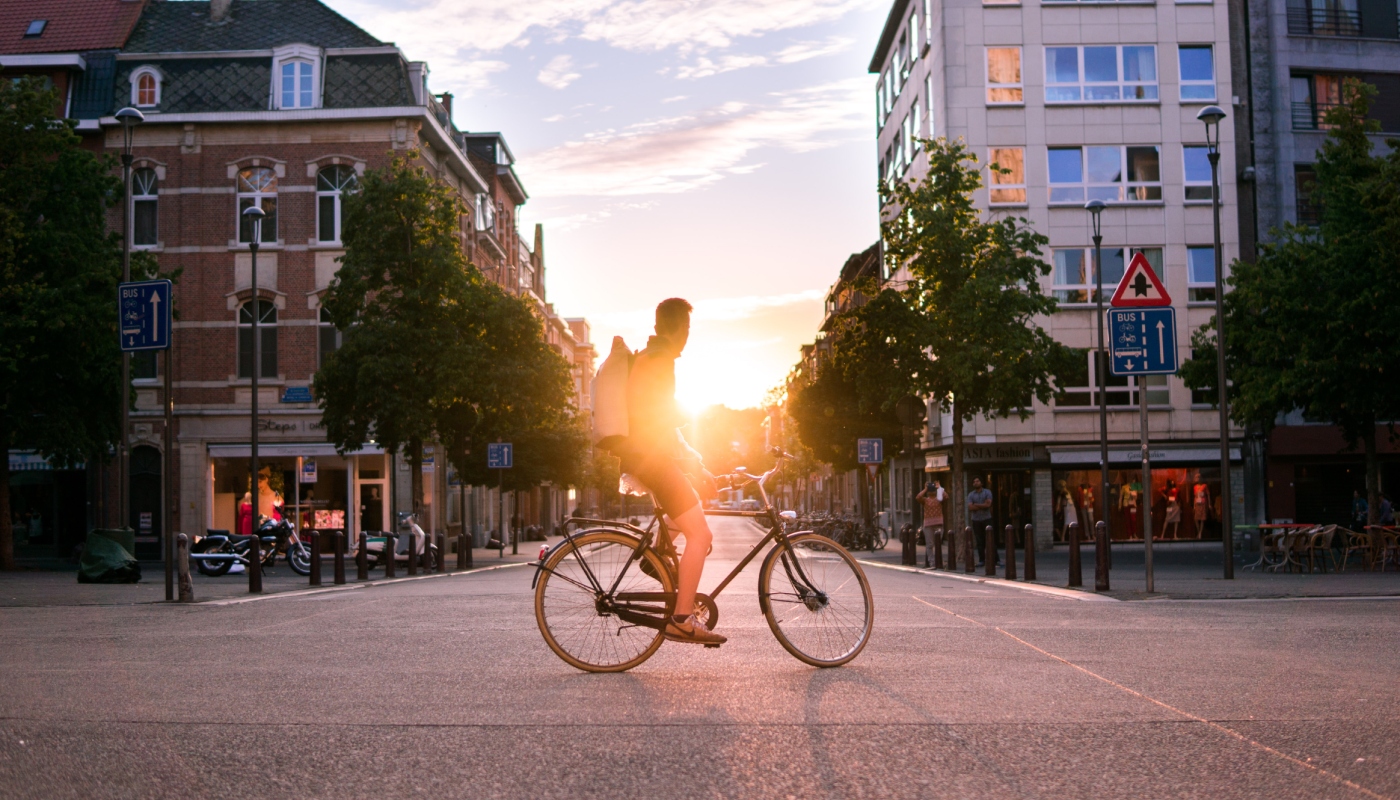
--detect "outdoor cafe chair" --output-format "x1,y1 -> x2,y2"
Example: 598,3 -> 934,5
1369,528 -> 1399,572
1303,526 -> 1338,574
1338,529 -> 1373,572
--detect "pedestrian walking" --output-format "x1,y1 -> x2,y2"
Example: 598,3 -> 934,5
1352,490 -> 1369,530
915,479 -> 946,567
967,477 -> 995,567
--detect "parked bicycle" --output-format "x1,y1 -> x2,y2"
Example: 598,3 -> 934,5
531,449 -> 874,673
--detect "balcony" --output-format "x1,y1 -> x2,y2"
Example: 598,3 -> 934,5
1292,101 -> 1342,129
1287,4 -> 1363,35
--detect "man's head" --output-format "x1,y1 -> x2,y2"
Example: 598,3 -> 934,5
655,297 -> 693,350
972,478 -> 984,491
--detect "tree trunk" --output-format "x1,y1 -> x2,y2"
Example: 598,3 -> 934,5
857,463 -> 870,525
408,437 -> 423,521
1363,421 -> 1379,528
0,418 -> 12,570
950,397 -> 965,553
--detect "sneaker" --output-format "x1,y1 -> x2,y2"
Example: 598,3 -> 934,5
664,615 -> 727,647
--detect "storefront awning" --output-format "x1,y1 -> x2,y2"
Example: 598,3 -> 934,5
207,443 -> 384,458
1049,446 -> 1240,465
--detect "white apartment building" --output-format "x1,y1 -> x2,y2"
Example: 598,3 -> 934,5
871,0 -> 1245,547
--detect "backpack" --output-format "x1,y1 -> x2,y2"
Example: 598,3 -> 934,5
591,336 -> 633,455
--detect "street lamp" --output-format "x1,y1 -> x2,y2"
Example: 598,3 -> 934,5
1197,104 -> 1233,580
115,107 -> 143,533
242,205 -> 266,593
1085,199 -> 1110,590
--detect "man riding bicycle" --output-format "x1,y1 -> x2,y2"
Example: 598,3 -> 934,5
621,298 -> 726,647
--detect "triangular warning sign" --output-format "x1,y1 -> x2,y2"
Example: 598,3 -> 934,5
1110,252 -> 1172,307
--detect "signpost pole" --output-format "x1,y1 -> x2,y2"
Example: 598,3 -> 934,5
164,344 -> 174,602
1141,378 -> 1153,593
241,207 -> 265,594
1087,203 -> 1111,589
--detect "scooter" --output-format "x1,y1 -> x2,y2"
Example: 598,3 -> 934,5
191,517 -> 312,577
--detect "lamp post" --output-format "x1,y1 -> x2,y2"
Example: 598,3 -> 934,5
1197,104 -> 1233,579
1085,199 -> 1110,590
242,205 -> 266,593
115,107 -> 143,533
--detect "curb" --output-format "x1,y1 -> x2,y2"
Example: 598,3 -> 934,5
197,561 -> 533,606
856,559 -> 1120,602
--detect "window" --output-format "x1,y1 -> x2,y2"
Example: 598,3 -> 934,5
1291,73 -> 1344,130
237,167 -> 277,243
1178,46 -> 1215,101
318,308 -> 341,369
884,68 -> 896,120
1190,348 -> 1215,405
1183,146 -> 1213,201
132,168 -> 158,247
474,194 -> 495,232
894,37 -> 908,88
132,351 -> 158,380
1056,349 -> 1132,407
316,165 -> 357,244
237,300 -> 278,379
908,12 -> 920,60
926,72 -> 936,137
280,59 -> 314,109
1052,247 -> 1160,302
132,67 -> 160,108
25,20 -> 46,37
1187,246 -> 1216,302
1045,46 -> 1158,103
986,48 -> 1023,104
1048,146 -> 1161,203
989,147 -> 1027,205
1294,164 -> 1319,224
911,99 -> 922,150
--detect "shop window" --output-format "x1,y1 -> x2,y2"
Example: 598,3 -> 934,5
989,147 -> 1027,205
237,300 -> 278,379
986,47 -> 1023,104
316,165 -> 357,244
237,167 -> 278,243
133,167 -> 158,247
1051,467 -> 1222,541
318,307 -> 341,369
1188,246 -> 1216,302
1046,45 -> 1158,103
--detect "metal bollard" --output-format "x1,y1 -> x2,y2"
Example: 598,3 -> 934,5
963,526 -> 975,574
176,534 -> 194,603
309,530 -> 322,586
407,531 -> 418,576
984,525 -> 996,577
933,529 -> 944,569
456,531 -> 466,570
384,533 -> 396,578
1023,523 -> 1036,581
435,533 -> 446,573
248,532 -> 262,593
357,531 -> 368,581
461,531 -> 473,570
947,527 -> 957,571
1067,522 -> 1082,587
1095,520 -> 1110,592
1004,523 -> 1017,581
333,531 -> 346,585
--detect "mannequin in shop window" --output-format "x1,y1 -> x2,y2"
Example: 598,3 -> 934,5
1055,479 -> 1078,541
237,491 -> 253,536
1079,483 -> 1097,536
1163,480 -> 1181,540
1192,472 -> 1211,537
1121,480 -> 1139,538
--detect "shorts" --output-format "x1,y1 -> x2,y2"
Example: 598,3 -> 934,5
623,451 -> 699,519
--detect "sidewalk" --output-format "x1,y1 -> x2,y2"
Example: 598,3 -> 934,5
861,539 -> 1400,600
0,538 -> 553,608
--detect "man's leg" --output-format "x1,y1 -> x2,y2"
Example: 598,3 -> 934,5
668,504 -> 712,618
923,525 -> 936,567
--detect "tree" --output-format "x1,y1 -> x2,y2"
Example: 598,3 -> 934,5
1181,79 -> 1400,527
835,137 -> 1073,539
0,79 -> 159,569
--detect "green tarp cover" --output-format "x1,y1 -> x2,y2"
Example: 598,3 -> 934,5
77,532 -> 141,584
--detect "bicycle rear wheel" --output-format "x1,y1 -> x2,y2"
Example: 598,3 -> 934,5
759,533 -> 873,667
535,530 -> 674,673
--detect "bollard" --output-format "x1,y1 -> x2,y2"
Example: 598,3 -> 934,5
1067,522 -> 1082,587
933,529 -> 944,569
333,531 -> 346,585
248,532 -> 263,593
1004,524 -> 1017,581
462,531 -> 473,570
963,526 -> 975,574
901,524 -> 916,566
435,533 -> 446,573
984,525 -> 996,577
457,531 -> 467,570
384,533 -> 396,578
309,530 -> 322,586
176,534 -> 194,603
947,527 -> 957,571
407,530 -> 418,576
357,531 -> 368,581
1023,523 -> 1036,581
1095,520 -> 1110,592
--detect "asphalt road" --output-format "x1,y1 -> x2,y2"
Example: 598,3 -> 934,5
1,516 -> 1397,799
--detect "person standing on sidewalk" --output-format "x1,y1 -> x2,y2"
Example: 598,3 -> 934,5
968,477 -> 995,567
915,479 -> 946,568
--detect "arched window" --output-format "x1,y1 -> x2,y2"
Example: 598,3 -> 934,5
237,300 -> 278,379
318,307 -> 341,369
316,165 -> 357,243
280,59 -> 314,108
131,67 -> 160,107
237,167 -> 277,243
133,167 -> 158,246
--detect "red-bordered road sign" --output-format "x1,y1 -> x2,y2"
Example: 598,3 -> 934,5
1110,252 -> 1172,307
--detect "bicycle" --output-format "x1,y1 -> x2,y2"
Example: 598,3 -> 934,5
531,449 -> 875,673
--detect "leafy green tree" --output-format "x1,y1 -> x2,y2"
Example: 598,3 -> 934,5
1182,80 -> 1400,526
0,79 -> 159,568
835,137 -> 1073,537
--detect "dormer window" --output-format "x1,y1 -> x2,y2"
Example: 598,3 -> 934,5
281,60 -> 314,108
270,44 -> 322,110
131,66 -> 161,108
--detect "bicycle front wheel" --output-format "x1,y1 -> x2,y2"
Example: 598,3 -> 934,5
759,533 -> 874,667
535,530 -> 674,673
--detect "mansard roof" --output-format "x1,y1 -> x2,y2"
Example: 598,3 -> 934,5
125,0 -> 381,53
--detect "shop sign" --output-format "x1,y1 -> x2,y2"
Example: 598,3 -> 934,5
256,417 -> 298,433
139,512 -> 153,533
925,453 -> 949,470
8,452 -> 54,472
962,445 -> 1039,463
301,459 -> 318,483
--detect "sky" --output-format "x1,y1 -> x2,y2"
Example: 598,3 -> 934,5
328,0 -> 890,412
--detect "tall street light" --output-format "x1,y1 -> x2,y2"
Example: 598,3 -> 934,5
1085,199 -> 1110,590
1197,104 -> 1233,580
115,107 -> 144,532
242,205 -> 266,593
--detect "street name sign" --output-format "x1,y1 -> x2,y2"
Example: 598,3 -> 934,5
1108,307 -> 1179,376
488,442 -> 513,469
1109,253 -> 1172,307
118,279 -> 172,351
857,438 -> 884,464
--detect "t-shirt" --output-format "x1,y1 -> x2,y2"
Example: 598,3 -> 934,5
967,488 -> 993,521
624,334 -> 684,460
920,488 -> 946,526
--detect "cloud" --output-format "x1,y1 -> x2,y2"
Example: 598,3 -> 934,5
674,36 -> 855,79
537,54 -> 581,89
518,78 -> 868,198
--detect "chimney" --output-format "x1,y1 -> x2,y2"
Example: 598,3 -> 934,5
211,0 -> 232,23
438,92 -> 453,121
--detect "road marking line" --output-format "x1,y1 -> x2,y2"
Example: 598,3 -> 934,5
911,596 -> 1393,800
862,559 -> 1117,601
198,562 -> 533,606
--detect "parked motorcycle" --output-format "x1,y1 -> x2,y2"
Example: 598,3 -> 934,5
191,517 -> 312,577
